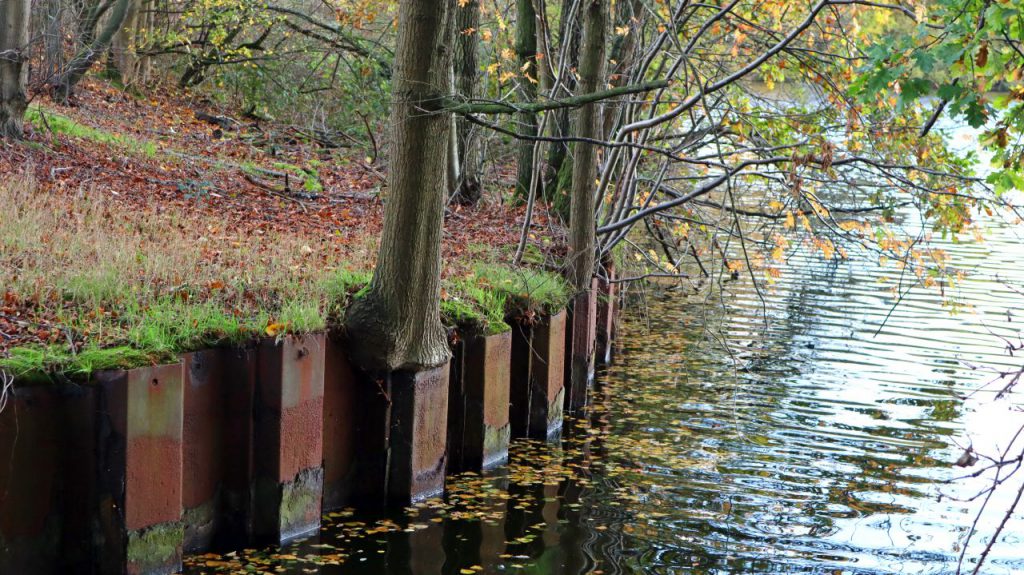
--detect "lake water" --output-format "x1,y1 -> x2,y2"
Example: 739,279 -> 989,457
182,131 -> 1024,574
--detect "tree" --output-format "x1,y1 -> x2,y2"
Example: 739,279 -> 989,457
49,0 -> 133,102
0,0 -> 30,139
109,0 -> 152,87
544,0 -> 581,205
513,0 -> 539,199
854,0 -> 1024,200
451,0 -> 483,205
567,0 -> 605,292
345,0 -> 454,372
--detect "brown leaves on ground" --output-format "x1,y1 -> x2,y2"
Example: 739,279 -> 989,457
0,78 -> 563,354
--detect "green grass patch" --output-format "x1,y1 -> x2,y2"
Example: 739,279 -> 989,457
26,106 -> 159,157
441,279 -> 510,336
0,344 -> 166,382
323,268 -> 372,321
472,264 -> 570,320
271,162 -> 323,194
123,299 -> 259,357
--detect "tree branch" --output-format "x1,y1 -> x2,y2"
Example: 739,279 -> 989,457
443,79 -> 669,115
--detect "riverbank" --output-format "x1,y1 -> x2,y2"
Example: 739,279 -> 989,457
0,258 -> 619,575
0,78 -> 573,378
0,78 -> 624,575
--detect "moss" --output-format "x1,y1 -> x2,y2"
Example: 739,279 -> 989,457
182,496 -> 218,541
270,161 -> 323,194
280,467 -> 323,536
26,106 -> 158,157
126,521 -> 183,570
72,346 -> 167,374
546,386 -> 565,435
482,423 -> 511,469
607,241 -> 628,275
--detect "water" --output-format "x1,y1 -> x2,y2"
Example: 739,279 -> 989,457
183,126 -> 1024,573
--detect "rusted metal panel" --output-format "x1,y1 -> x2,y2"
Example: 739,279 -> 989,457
529,310 -> 566,439
447,330 -> 512,472
181,346 -> 257,553
94,362 -> 185,575
388,363 -> 450,506
253,334 -> 326,545
323,334 -> 357,512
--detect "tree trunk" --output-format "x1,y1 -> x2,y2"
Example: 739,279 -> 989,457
544,0 -> 581,210
0,0 -> 31,139
43,0 -> 65,81
345,0 -> 454,373
568,0 -> 606,292
513,0 -> 538,200
564,0 -> 604,412
110,0 -> 142,86
604,0 -> 641,138
138,0 -> 153,84
451,0 -> 482,205
49,0 -> 132,103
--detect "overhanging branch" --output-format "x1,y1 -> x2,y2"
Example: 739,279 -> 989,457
443,79 -> 669,115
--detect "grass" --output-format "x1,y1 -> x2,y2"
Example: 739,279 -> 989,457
0,173 -> 360,377
475,264 -> 570,315
468,264 -> 570,322
441,279 -> 510,336
322,269 -> 373,322
0,344 -> 163,383
26,105 -> 159,157
0,173 -> 567,378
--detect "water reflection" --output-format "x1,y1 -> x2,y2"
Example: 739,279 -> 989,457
184,213 -> 1023,575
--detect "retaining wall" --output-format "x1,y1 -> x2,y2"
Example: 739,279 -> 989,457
509,310 -> 567,440
0,275 -> 619,574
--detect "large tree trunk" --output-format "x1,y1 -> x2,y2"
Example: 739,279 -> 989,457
513,0 -> 538,200
568,0 -> 605,292
564,0 -> 605,412
49,0 -> 132,103
345,0 -> 454,372
451,0 -> 482,205
0,0 -> 31,139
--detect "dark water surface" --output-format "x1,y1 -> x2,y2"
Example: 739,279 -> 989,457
183,209 -> 1024,574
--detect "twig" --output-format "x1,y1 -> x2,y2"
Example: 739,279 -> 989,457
0,371 -> 13,415
242,173 -> 310,213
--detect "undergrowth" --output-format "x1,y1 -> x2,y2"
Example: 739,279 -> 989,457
0,173 -> 566,379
